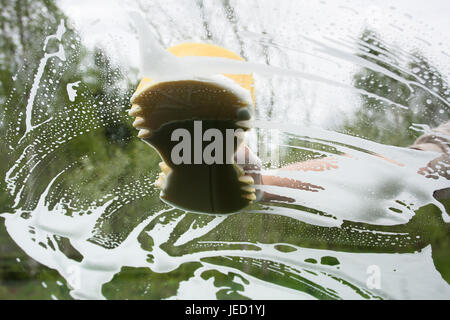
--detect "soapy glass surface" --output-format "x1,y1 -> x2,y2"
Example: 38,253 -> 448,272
0,0 -> 449,299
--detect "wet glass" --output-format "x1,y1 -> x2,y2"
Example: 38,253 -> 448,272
0,0 -> 449,299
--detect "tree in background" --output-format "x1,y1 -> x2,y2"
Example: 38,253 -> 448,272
342,29 -> 450,147
0,0 -> 141,299
0,0 -> 73,299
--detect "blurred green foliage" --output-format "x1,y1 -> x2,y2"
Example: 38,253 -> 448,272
341,30 -> 449,146
0,2 -> 448,300
0,0 -> 149,299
